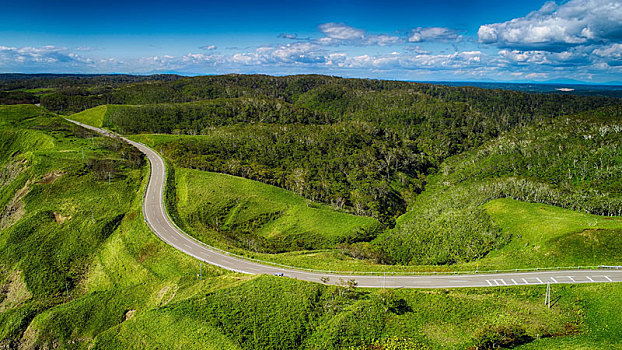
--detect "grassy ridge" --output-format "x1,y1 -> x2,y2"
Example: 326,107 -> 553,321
175,167 -> 382,252
0,105 -> 232,347
478,198 -> 622,270
68,105 -> 107,127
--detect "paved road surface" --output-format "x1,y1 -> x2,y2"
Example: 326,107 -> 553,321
67,119 -> 622,289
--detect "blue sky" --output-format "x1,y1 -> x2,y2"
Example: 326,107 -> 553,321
1,0 -> 622,83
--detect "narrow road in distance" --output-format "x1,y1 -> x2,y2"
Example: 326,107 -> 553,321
68,119 -> 622,289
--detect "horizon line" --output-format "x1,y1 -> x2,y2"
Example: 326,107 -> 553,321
1,72 -> 622,87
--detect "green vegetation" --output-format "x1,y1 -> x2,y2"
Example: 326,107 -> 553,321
376,105 -> 622,266
38,75 -> 616,226
477,198 -> 622,270
59,76 -> 619,271
6,105 -> 618,349
69,105 -> 108,127
1,71 -> 621,349
173,166 -> 381,252
125,105 -> 622,272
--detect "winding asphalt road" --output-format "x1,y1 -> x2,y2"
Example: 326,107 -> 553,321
68,119 -> 622,289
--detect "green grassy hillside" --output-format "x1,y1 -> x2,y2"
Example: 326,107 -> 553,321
0,104 -> 232,347
174,167 -> 382,252
3,105 -> 622,349
68,105 -> 108,127
479,198 -> 622,269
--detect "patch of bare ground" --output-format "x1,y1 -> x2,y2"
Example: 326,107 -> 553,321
0,159 -> 27,188
38,170 -> 64,185
53,212 -> 71,224
124,309 -> 136,321
154,284 -> 179,306
0,270 -> 32,312
17,326 -> 38,350
0,181 -> 30,230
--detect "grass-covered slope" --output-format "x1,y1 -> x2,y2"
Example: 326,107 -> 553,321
68,105 -> 107,127
0,104 -> 232,347
130,133 -> 382,253
174,167 -> 382,252
480,198 -> 622,269
2,104 -> 622,349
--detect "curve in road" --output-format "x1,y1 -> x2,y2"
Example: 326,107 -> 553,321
68,119 -> 622,289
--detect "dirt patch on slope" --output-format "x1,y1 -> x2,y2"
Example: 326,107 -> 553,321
0,159 -> 27,187
124,309 -> 136,321
0,181 -> 30,230
53,212 -> 71,224
0,270 -> 32,313
17,325 -> 39,350
154,284 -> 178,306
38,170 -> 64,184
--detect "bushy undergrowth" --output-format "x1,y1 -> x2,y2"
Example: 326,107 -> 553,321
374,105 -> 622,265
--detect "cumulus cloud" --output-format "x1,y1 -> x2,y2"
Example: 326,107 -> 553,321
0,45 -> 101,72
408,27 -> 462,42
231,43 -> 327,65
593,43 -> 622,64
342,51 -> 483,70
478,0 -> 622,50
316,23 -> 400,46
496,47 -> 595,68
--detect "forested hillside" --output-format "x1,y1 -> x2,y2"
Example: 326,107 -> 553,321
28,75 -> 613,224
7,73 -> 616,267
376,105 -> 622,265
1,75 -> 622,349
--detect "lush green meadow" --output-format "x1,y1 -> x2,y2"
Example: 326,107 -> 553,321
174,167 -> 381,251
68,105 -> 108,128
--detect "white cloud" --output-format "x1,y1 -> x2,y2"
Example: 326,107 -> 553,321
200,45 -> 217,50
593,43 -> 622,64
478,0 -> 622,50
340,51 -> 484,70
319,23 -> 365,41
496,48 -> 593,67
408,27 -> 462,42
229,43 -> 326,66
0,45 -> 96,67
316,23 -> 400,46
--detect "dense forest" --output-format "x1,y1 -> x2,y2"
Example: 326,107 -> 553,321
2,74 -> 621,265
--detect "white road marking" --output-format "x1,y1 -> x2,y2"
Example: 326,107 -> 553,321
567,276 -> 576,282
535,277 -> 543,284
550,277 -> 558,283
511,279 -> 518,285
586,276 -> 594,282
605,276 -> 613,282
522,278 -> 529,284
